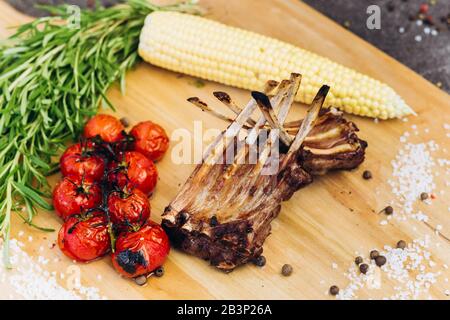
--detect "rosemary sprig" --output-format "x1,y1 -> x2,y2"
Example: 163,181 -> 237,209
0,0 -> 198,265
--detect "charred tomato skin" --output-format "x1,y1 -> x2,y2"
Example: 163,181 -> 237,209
83,114 -> 125,143
108,151 -> 158,196
111,222 -> 170,278
107,188 -> 151,226
60,142 -> 105,181
130,121 -> 169,162
58,214 -> 110,262
52,176 -> 102,220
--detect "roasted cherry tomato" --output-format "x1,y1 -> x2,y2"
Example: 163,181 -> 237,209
58,213 -> 110,262
107,188 -> 150,227
83,114 -> 125,143
60,142 -> 105,182
108,151 -> 158,196
111,222 -> 170,278
130,121 -> 169,162
53,176 -> 102,220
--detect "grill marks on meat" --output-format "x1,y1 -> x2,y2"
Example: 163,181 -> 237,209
162,74 -> 367,271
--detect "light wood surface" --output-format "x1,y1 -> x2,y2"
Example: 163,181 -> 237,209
0,0 -> 449,300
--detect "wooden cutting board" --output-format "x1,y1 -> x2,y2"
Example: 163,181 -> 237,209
0,0 -> 449,300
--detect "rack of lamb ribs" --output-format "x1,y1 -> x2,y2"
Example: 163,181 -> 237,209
162,73 -> 367,272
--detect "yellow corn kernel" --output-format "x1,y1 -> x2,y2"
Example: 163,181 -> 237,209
138,11 -> 415,119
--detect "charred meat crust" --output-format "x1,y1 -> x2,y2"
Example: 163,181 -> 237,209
163,204 -> 279,271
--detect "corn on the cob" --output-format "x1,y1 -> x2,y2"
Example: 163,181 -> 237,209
138,11 -> 414,119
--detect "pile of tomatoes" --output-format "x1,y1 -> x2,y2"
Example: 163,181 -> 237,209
52,114 -> 171,281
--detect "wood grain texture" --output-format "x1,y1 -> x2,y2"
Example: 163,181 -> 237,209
0,0 -> 449,300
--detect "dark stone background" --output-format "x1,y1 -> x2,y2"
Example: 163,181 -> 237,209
6,0 -> 450,93
5,0 -> 120,17
302,0 -> 450,93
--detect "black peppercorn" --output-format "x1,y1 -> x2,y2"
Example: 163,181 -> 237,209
420,192 -> 429,201
370,250 -> 379,260
359,263 -> 369,274
329,285 -> 339,296
281,264 -> 293,276
362,170 -> 372,180
375,255 -> 387,267
254,255 -> 266,267
355,256 -> 363,265
397,240 -> 407,249
384,206 -> 394,215
154,267 -> 164,277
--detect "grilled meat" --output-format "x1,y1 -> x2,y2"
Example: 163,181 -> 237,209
162,74 -> 367,271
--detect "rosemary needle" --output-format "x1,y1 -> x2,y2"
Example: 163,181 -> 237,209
0,0 -> 198,264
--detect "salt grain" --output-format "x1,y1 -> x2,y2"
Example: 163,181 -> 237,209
336,236 -> 442,300
0,239 -> 106,300
37,256 -> 49,265
411,211 -> 428,222
389,141 -> 438,219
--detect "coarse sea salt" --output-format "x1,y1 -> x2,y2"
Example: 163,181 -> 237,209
388,141 -> 439,220
336,237 -> 442,300
0,238 -> 106,300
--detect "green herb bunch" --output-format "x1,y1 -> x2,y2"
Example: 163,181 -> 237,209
0,0 -> 197,264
